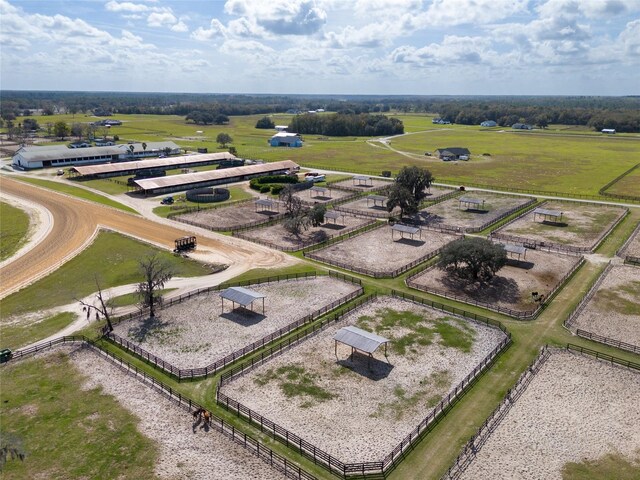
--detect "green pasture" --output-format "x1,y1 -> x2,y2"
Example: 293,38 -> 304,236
0,230 -> 214,319
12,177 -> 138,214
0,353 -> 158,479
0,312 -> 76,350
603,164 -> 640,197
0,201 -> 30,261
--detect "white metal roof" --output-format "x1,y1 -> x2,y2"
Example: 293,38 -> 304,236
220,286 -> 266,307
533,207 -> 562,217
71,152 -> 236,176
310,186 -> 328,192
368,195 -> 387,201
392,224 -> 420,235
353,175 -> 370,180
334,326 -> 389,354
459,197 -> 484,205
17,145 -> 122,162
502,244 -> 526,255
255,198 -> 277,206
133,160 -> 299,191
324,210 -> 343,220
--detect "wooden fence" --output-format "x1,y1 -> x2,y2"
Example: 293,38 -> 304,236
598,163 -> 640,202
7,336 -> 316,480
104,271 -> 364,380
217,292 -> 511,477
575,330 -> 640,354
564,262 -> 612,329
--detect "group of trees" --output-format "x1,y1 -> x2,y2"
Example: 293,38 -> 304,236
387,166 -> 435,218
279,186 -> 326,237
289,113 -> 404,137
185,110 -> 229,125
255,116 -> 275,129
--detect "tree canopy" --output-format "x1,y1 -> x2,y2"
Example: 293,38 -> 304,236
395,166 -> 434,203
136,254 -> 173,318
289,113 -> 404,137
255,116 -> 275,129
216,132 -> 232,147
438,237 -> 507,282
387,185 -> 418,218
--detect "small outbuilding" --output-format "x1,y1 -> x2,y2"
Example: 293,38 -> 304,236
255,198 -> 279,213
353,175 -> 373,187
391,223 -> 422,241
601,129 -> 616,134
480,120 -> 497,127
367,195 -> 387,208
459,196 -> 486,210
533,207 -> 563,223
434,147 -> 470,161
269,132 -> 303,148
334,326 -> 390,365
220,287 -> 266,314
324,210 -> 345,226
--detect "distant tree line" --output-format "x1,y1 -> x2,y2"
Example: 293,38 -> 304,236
289,113 -> 404,136
1,91 -> 638,132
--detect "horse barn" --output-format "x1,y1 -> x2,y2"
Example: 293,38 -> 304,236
131,160 -> 300,195
69,152 -> 238,179
12,142 -> 181,170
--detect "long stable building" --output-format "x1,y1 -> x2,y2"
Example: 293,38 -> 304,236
70,152 -> 237,179
132,160 -> 300,195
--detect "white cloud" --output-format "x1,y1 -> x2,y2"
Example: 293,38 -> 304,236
147,11 -> 177,27
191,18 -> 227,41
536,0 -> 632,19
619,19 -> 640,57
105,1 -> 153,13
420,0 -> 529,26
171,21 -> 189,33
391,36 -> 492,66
223,0 -> 327,36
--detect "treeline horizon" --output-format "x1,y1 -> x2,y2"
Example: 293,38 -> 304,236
1,91 -> 638,132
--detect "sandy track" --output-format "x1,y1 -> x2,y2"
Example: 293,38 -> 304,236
0,177 -> 293,300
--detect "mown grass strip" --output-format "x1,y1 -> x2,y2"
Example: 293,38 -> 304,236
0,201 -> 30,261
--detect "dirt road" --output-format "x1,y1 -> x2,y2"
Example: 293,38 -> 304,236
0,177 -> 294,299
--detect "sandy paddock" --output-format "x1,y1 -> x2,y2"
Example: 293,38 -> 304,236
220,296 -> 507,463
408,250 -> 581,315
292,186 -> 354,204
621,225 -> 640,259
571,264 -> 640,346
307,225 -> 460,276
329,178 -> 393,191
335,196 -> 400,218
495,201 -> 626,250
68,347 -> 284,480
459,350 -> 640,480
177,201 -> 283,230
416,192 -> 532,231
112,276 -> 361,369
235,214 -> 373,250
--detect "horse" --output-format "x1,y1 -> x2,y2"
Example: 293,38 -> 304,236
192,408 -> 211,426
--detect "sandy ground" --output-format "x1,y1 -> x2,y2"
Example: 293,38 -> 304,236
112,276 -> 361,369
308,225 -> 460,276
416,193 -> 532,231
571,264 -> 640,346
459,350 -> 640,480
235,214 -> 373,250
335,196 -> 400,217
408,250 -> 581,314
622,225 -> 640,258
329,178 -> 393,191
292,186 -> 354,204
221,296 -> 506,463
177,200 -> 283,230
0,177 -> 296,301
0,190 -> 52,269
68,347 -> 285,480
495,201 -> 626,249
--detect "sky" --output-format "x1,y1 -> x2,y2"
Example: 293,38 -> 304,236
1,0 -> 639,96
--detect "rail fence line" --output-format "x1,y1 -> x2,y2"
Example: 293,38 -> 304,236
103,272 -> 364,380
564,262 -> 613,329
217,292 -> 511,477
233,218 -> 377,253
6,337 -> 316,480
575,330 -> 640,354
407,256 -> 585,320
441,345 -> 553,480
616,221 -> 640,262
598,163 -> 640,202
461,198 -> 538,234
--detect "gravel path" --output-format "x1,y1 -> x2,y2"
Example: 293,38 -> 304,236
459,350 -> 640,480
221,296 -> 506,463
113,276 -> 361,368
68,347 -> 284,480
572,264 -> 640,346
309,225 -> 460,275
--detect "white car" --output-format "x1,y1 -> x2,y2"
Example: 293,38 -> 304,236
304,174 -> 326,182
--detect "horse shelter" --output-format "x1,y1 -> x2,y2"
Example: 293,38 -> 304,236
220,287 -> 266,315
334,325 -> 390,366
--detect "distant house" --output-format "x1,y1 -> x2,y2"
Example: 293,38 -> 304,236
480,120 -> 497,127
432,118 -> 451,125
95,139 -> 115,147
602,128 -> 616,134
512,123 -> 533,130
269,132 -> 303,148
435,147 -> 470,161
275,125 -> 288,132
93,119 -> 122,126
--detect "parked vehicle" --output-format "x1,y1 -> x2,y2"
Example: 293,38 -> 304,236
161,196 -> 174,205
0,349 -> 12,363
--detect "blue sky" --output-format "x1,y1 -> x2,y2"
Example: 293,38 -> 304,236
1,0 -> 639,95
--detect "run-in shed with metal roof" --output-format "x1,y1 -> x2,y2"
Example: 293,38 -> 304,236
324,210 -> 345,225
502,243 -> 527,261
367,195 -> 387,208
533,207 -> 563,223
220,287 -> 266,314
391,223 -> 422,241
353,175 -> 373,187
255,198 -> 279,213
334,326 -> 390,365
459,197 -> 486,210
309,186 -> 332,198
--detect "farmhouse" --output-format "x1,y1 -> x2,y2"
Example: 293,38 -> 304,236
269,132 -> 303,147
12,141 -> 181,170
601,128 -> 616,134
512,123 -> 533,130
480,120 -> 498,127
275,125 -> 289,132
434,147 -> 471,161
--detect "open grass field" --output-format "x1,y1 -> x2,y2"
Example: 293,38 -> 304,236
1,312 -> 75,350
16,112 -> 640,197
0,201 -> 30,261
0,230 -> 214,319
0,350 -> 158,479
603,164 -> 640,197
12,177 -> 138,214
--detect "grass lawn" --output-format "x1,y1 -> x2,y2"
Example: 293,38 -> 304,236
602,164 -> 640,198
12,177 -> 138,214
0,201 -> 30,261
0,352 -> 158,479
0,312 -> 76,350
152,185 -> 254,218
0,230 -> 214,318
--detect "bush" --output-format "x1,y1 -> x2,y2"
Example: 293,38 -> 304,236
260,185 -> 271,194
382,170 -> 392,177
271,185 -> 285,195
256,116 -> 275,129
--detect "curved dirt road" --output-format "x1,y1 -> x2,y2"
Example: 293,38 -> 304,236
0,177 -> 294,299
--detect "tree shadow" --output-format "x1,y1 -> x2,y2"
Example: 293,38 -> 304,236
413,212 -> 444,226
311,195 -> 332,201
127,315 -> 171,343
463,208 -> 489,214
220,309 -> 267,326
336,352 -> 394,381
441,274 -> 521,304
